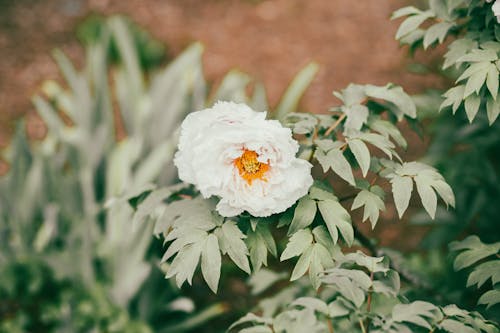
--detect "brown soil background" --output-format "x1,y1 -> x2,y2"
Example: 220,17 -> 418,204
0,0 -> 448,249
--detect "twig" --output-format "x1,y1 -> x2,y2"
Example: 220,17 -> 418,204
358,318 -> 367,333
324,113 -> 346,136
327,319 -> 335,333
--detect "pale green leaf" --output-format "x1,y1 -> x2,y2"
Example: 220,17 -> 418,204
440,319 -> 477,333
486,63 -> 499,99
487,96 -> 500,125
281,229 -> 314,261
478,289 -> 500,309
318,200 -> 353,246
288,197 -> 317,235
464,94 -> 481,123
395,11 -> 434,40
348,139 -> 370,177
391,175 -> 413,219
351,190 -> 385,228
423,22 -> 453,49
201,234 -> 221,293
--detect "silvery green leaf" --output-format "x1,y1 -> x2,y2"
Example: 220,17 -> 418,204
348,139 -> 370,177
312,226 -> 338,257
317,200 -> 353,246
368,118 -> 407,149
213,70 -> 251,104
291,297 -> 329,315
486,63 -> 499,99
327,299 -> 350,318
247,228 -> 270,271
439,319 -> 477,333
487,96 -> 500,124
314,148 -> 355,186
423,22 -> 453,49
443,38 -> 478,69
281,229 -> 314,261
337,83 -> 366,106
288,197 -> 317,235
466,260 -> 500,288
229,313 -> 273,331
343,251 -> 389,273
239,326 -> 273,333
321,268 -> 371,307
365,84 -> 417,119
166,241 -> 204,287
343,104 -> 369,131
478,289 -> 500,309
351,189 -> 385,228
249,269 -> 287,295
464,67 -> 488,98
391,6 -> 423,20
440,85 -> 465,114
308,182 -> 338,202
391,301 -> 439,329
201,234 -> 221,293
391,175 -> 413,219
457,49 -> 498,63
218,220 -> 251,274
414,173 -> 438,219
395,11 -> 434,40
350,131 -> 396,159
291,245 -> 313,281
162,229 -> 208,262
309,243 -> 335,290
450,236 -> 500,270
373,270 -> 401,296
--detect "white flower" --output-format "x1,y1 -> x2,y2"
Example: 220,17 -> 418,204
487,0 -> 500,23
174,101 -> 313,217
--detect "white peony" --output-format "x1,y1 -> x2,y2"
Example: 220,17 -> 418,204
174,101 -> 313,217
487,0 -> 500,22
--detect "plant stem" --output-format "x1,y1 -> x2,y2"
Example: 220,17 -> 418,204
325,113 -> 346,136
365,271 -> 375,332
358,318 -> 367,333
327,318 -> 335,333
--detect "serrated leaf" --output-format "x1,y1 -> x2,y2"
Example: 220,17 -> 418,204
351,190 -> 385,228
464,67 -> 488,98
218,221 -> 251,274
365,84 -> 417,119
281,229 -> 314,261
321,268 -> 371,307
348,139 -> 370,177
391,6 -> 422,19
291,245 -> 313,281
457,49 -> 498,63
478,289 -> 500,309
423,22 -> 453,49
395,11 -> 434,40
391,301 -> 439,329
467,260 -> 500,288
440,85 -> 465,114
391,175 -> 413,218
368,118 -> 407,149
443,38 -> 478,69
440,319 -> 477,333
201,234 -> 221,293
315,147 -> 355,186
166,241 -> 204,287
317,200 -> 353,246
464,94 -> 481,123
450,236 -> 500,270
288,197 -> 317,235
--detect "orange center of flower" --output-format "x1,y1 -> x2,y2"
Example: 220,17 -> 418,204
234,149 -> 270,185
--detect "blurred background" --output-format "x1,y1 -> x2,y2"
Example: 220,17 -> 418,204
0,0 -> 445,145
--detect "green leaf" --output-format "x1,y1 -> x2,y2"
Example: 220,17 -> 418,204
288,197 -> 317,235
439,319 -> 477,333
414,173 -> 438,219
486,63 -> 499,99
365,84 -> 417,119
450,236 -> 500,270
467,260 -> 500,288
290,245 -> 314,281
315,147 -> 355,186
395,11 -> 434,40
423,22 -> 453,49
348,139 -> 370,177
281,229 -> 314,261
391,175 -> 413,219
464,66 -> 488,98
368,118 -> 407,149
487,96 -> 500,124
443,38 -> 478,69
321,268 -> 371,307
166,241 -> 204,287
457,49 -> 498,63
391,6 -> 423,19
440,85 -> 465,114
217,220 -> 251,274
464,94 -> 481,123
478,289 -> 500,309
201,234 -> 222,293
391,301 -> 439,329
317,200 -> 353,246
351,189 -> 385,228
291,297 -> 329,315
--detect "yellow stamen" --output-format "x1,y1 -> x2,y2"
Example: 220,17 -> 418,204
234,149 -> 270,185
